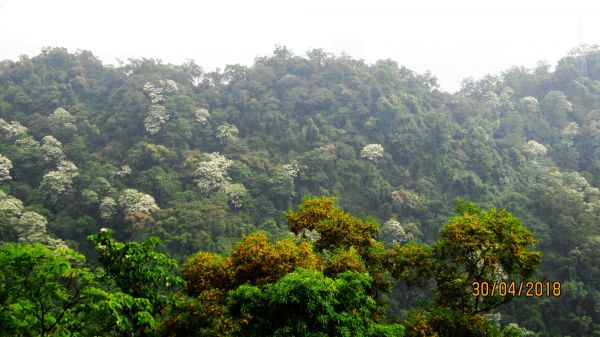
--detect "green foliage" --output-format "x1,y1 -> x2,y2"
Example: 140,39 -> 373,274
0,244 -> 93,336
227,269 -> 403,337
88,228 -> 183,310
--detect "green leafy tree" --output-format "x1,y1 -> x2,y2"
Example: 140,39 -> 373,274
227,269 -> 403,337
88,228 -> 183,314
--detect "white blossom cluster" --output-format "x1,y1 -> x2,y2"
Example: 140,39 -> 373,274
535,166 -> 600,211
144,105 -> 170,134
216,123 -> 240,144
142,80 -> 179,104
195,108 -> 211,125
118,188 -> 159,215
484,312 -> 503,329
224,183 -> 248,208
522,140 -> 547,159
469,249 -> 508,280
561,172 -> 598,195
41,135 -> 64,163
49,108 -> 75,123
49,107 -> 77,131
15,137 -> 40,150
57,160 -> 79,178
0,118 -> 28,139
16,211 -> 49,244
295,228 -> 321,244
503,323 -> 535,336
99,196 -> 117,221
391,189 -> 421,208
142,80 -> 178,134
0,190 -> 64,248
561,122 -> 579,147
116,165 -> 132,177
380,220 -> 407,247
0,190 -> 24,224
81,189 -> 99,205
0,154 -> 12,181
499,175 -> 511,185
282,162 -> 301,178
360,144 -> 384,161
40,170 -> 74,204
194,152 -> 233,194
519,96 -> 539,114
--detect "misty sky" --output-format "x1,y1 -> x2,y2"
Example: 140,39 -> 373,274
1,0 -> 599,92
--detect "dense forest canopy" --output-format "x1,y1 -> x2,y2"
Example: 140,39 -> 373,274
1,45 -> 600,336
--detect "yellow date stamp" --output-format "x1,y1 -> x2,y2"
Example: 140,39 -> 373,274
471,281 -> 561,297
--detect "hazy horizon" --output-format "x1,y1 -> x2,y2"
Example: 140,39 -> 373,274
1,0 -> 600,92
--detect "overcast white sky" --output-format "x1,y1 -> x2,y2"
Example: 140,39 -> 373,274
1,0 -> 600,92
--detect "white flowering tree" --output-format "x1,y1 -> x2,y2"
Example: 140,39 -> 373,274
0,190 -> 64,247
118,189 -> 160,231
143,80 -> 179,104
16,211 -> 49,244
194,152 -> 233,194
39,170 -> 74,204
224,183 -> 248,209
142,80 -> 178,134
49,107 -> 77,131
0,190 -> 24,226
380,220 -> 407,247
81,189 -> 99,206
57,160 -> 79,178
561,122 -> 579,147
0,154 -> 12,181
282,162 -> 301,179
15,136 -> 40,150
522,140 -> 547,159
360,144 -> 384,161
391,189 -> 421,209
216,123 -> 240,144
144,105 -> 169,134
41,135 -> 64,163
0,118 -> 28,139
99,196 -> 117,222
519,96 -> 539,115
118,188 -> 159,215
116,165 -> 132,177
195,108 -> 211,125
15,211 -> 65,248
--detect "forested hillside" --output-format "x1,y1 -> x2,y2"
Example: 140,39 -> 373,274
1,46 -> 600,336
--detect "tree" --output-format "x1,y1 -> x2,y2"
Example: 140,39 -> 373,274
118,188 -> 159,216
0,244 -> 101,336
88,228 -> 183,313
540,91 -> 572,128
40,136 -> 64,163
0,154 -> 12,181
227,269 -> 403,337
360,144 -> 385,162
216,123 -> 240,144
389,201 -> 542,336
144,105 -> 170,134
285,197 -> 379,252
194,152 -> 233,194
